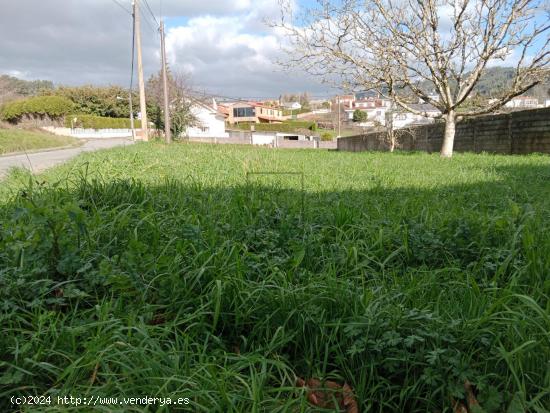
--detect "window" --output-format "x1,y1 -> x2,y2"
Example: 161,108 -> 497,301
233,107 -> 255,117
395,113 -> 407,120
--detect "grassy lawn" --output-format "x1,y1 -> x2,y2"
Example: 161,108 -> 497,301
1,143 -> 549,411
0,128 -> 79,155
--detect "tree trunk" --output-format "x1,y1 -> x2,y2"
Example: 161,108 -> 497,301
440,111 -> 456,158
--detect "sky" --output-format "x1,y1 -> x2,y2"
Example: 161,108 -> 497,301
1,1 -> 546,100
0,0 -> 332,99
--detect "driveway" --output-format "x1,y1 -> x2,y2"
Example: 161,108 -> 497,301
0,137 -> 134,179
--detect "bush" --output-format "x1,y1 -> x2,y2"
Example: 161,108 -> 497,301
49,86 -> 135,118
321,132 -> 333,141
352,109 -> 368,122
0,96 -> 74,122
64,114 -> 141,129
232,120 -> 317,133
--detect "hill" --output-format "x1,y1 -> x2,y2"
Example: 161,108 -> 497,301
357,66 -> 550,102
0,74 -> 54,105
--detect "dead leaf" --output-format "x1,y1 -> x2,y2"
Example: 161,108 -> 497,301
451,380 -> 481,413
464,380 -> 480,409
296,377 -> 359,412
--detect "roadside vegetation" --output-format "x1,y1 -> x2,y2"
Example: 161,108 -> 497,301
229,120 -> 356,141
0,128 -> 79,155
1,143 -> 549,411
229,120 -> 318,133
64,114 -> 141,129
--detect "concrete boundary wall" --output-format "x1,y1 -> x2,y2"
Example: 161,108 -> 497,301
337,107 -> 550,154
188,136 -> 337,149
42,126 -> 132,139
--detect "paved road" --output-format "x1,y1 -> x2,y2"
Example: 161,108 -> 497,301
0,138 -> 134,179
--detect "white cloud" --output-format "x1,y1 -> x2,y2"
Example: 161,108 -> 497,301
0,0 -> 326,97
164,3 -> 326,98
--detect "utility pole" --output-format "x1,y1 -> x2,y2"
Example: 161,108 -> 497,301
133,0 -> 149,141
160,19 -> 171,143
129,8 -> 136,141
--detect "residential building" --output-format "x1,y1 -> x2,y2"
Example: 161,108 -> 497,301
185,99 -> 228,138
332,94 -> 355,109
222,102 -> 284,125
282,101 -> 302,110
345,97 -> 392,125
504,96 -> 539,109
390,103 -> 441,129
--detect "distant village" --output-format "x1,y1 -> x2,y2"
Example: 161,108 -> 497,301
184,92 -> 550,142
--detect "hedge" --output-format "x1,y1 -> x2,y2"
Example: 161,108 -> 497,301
64,115 -> 141,129
232,120 -> 317,133
0,96 -> 74,122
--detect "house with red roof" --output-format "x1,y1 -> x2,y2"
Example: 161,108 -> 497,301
221,101 -> 284,125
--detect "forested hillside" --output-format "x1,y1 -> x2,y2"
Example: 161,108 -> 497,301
0,74 -> 53,105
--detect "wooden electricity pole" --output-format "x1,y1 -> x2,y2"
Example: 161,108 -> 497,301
133,0 -> 149,141
160,19 -> 172,143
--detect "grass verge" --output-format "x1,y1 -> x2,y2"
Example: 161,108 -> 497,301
0,143 -> 549,412
0,128 -> 79,155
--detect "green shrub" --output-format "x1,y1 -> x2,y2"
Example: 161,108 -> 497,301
232,120 -> 316,133
47,85 -> 136,118
321,131 -> 333,141
64,114 -> 141,129
0,96 -> 74,122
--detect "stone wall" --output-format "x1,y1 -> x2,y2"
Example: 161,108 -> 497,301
337,107 -> 550,154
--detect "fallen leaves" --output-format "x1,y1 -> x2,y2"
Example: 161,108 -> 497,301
452,380 -> 481,413
296,377 -> 358,413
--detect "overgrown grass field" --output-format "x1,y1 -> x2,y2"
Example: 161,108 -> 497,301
0,128 -> 79,155
1,143 -> 549,412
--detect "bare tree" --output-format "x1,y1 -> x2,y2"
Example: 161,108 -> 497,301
147,70 -> 196,139
274,0 -> 549,157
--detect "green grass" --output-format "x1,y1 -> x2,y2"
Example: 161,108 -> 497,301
1,143 -> 549,412
0,128 -> 79,155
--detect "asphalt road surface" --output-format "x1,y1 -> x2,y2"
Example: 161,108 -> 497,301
0,138 -> 133,179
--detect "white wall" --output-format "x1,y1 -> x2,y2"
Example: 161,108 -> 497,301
252,133 -> 275,145
42,126 -> 132,139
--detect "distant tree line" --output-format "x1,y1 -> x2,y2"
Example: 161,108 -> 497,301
0,71 -> 196,135
279,92 -> 311,107
0,75 -> 53,106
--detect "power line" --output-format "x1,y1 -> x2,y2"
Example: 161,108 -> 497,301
142,0 -> 160,27
139,6 -> 159,36
110,0 -> 132,15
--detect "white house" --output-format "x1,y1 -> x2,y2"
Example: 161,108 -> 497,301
345,98 -> 392,125
185,99 -> 228,138
504,96 -> 539,109
282,101 -> 302,110
390,103 -> 441,129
